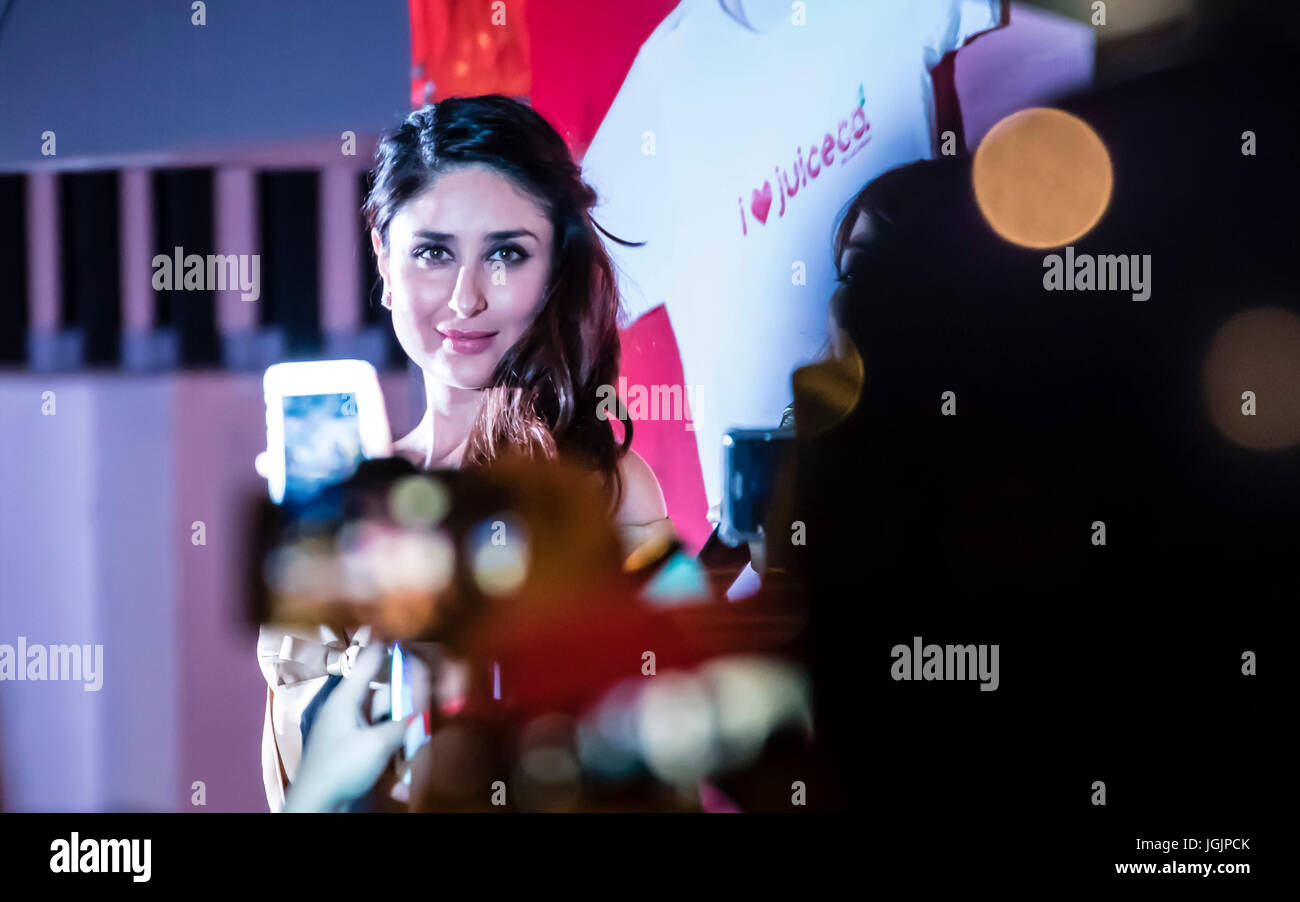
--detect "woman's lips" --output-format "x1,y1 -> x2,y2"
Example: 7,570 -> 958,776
436,328 -> 498,355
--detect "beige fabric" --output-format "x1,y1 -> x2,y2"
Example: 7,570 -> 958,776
257,624 -> 371,812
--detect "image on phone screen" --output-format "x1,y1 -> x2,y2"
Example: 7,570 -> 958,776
282,392 -> 363,505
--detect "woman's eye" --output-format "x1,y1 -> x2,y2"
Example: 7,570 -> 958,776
837,251 -> 861,281
414,245 -> 451,263
489,245 -> 528,264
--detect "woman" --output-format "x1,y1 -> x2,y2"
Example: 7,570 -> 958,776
259,96 -> 672,811
827,157 -> 969,360
739,159 -> 967,585
779,157 -> 969,430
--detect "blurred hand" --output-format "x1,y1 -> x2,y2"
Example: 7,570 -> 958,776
283,642 -> 407,813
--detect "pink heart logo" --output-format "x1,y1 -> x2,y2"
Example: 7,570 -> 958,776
751,181 -> 773,224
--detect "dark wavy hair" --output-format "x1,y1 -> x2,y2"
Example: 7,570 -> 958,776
832,157 -> 970,284
363,96 -> 637,508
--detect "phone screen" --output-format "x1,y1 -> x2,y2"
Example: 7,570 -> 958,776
391,642 -> 433,785
722,430 -> 796,544
282,392 -> 363,505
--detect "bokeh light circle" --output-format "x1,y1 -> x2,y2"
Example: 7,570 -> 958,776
973,107 -> 1113,249
388,475 -> 450,529
468,514 -> 530,597
1203,307 -> 1300,451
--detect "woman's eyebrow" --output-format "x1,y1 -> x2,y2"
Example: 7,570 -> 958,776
414,230 -> 456,243
485,229 -> 539,242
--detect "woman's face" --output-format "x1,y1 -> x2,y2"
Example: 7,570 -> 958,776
373,164 -> 555,390
828,210 -> 870,358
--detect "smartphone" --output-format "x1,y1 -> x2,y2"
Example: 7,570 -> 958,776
719,428 -> 796,546
255,360 -> 392,507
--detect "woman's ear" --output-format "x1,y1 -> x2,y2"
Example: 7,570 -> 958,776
371,228 -> 390,279
370,228 -> 391,308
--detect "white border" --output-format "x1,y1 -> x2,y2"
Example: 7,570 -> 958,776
260,359 -> 393,504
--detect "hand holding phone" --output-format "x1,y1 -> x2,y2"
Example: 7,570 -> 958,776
282,642 -> 406,812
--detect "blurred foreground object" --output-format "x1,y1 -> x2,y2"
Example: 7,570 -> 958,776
251,453 -> 817,811
252,454 -> 625,644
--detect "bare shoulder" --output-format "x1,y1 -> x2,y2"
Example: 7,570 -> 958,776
391,427 -> 426,468
614,448 -> 668,525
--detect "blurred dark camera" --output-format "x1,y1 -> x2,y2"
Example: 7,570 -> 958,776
247,453 -> 629,647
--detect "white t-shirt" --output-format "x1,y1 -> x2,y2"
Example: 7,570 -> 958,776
582,0 -> 1001,510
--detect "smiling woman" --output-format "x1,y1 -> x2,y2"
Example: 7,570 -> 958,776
376,165 -> 554,403
362,96 -> 661,519
257,96 -> 672,812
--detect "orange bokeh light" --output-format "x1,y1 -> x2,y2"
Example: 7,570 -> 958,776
973,108 -> 1113,249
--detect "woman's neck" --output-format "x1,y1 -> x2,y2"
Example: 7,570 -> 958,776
414,371 -> 484,469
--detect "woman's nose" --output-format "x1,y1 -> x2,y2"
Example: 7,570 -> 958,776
447,265 -> 486,318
